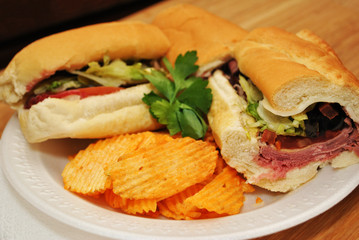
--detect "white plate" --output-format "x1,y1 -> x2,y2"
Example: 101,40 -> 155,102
1,115 -> 359,240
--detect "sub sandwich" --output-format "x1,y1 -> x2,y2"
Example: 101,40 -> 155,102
209,28 -> 359,192
208,27 -> 359,192
153,5 -> 359,192
0,21 -> 170,143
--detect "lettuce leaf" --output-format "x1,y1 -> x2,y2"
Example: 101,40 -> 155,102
33,75 -> 83,95
239,75 -> 262,103
70,56 -> 150,87
240,75 -> 307,136
32,56 -> 154,96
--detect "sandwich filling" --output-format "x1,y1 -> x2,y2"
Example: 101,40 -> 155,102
211,59 -> 359,180
24,55 -> 162,109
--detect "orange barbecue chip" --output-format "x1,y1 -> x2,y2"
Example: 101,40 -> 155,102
196,209 -> 227,219
108,137 -> 218,200
62,131 -> 172,195
104,189 -> 157,215
214,155 -> 227,176
183,166 -> 254,215
157,156 -> 228,220
158,184 -> 204,220
62,130 -> 254,220
202,155 -> 227,185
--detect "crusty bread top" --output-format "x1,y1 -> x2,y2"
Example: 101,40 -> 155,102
152,4 -> 248,69
0,21 -> 170,105
235,27 -> 359,122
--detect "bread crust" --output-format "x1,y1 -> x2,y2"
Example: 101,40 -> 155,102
18,83 -> 162,143
235,27 -> 359,122
152,4 -> 248,72
0,21 -> 170,105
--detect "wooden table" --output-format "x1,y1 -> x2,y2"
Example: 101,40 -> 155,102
1,0 -> 358,239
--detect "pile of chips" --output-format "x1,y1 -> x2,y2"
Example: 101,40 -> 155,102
62,131 -> 254,219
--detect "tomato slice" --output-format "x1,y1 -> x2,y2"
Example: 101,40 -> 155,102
25,86 -> 123,109
49,86 -> 122,99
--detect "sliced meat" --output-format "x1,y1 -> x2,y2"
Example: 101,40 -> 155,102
256,118 -> 359,179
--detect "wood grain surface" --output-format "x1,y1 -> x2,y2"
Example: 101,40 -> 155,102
0,0 -> 358,239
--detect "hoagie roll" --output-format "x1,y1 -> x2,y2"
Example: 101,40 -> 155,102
0,21 -> 170,143
208,27 -> 359,192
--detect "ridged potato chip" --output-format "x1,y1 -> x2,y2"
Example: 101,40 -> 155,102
108,137 -> 218,200
157,201 -> 182,220
196,210 -> 227,219
184,166 -> 254,215
201,155 -> 227,185
214,156 -> 227,176
105,189 -> 157,215
62,131 -> 172,195
62,130 -> 255,220
158,184 -> 204,220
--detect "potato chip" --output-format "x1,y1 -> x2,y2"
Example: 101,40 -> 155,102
104,189 -> 157,215
157,201 -> 185,220
143,210 -> 161,218
62,129 -> 255,220
196,209 -> 227,219
214,155 -> 227,175
201,155 -> 227,185
108,137 -> 218,200
183,166 -> 254,215
158,184 -> 204,220
62,131 -> 172,195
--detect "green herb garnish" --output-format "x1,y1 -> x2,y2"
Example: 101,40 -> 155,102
142,51 -> 212,139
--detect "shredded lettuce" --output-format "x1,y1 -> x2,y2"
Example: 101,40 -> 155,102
32,56 -> 154,95
33,76 -> 83,94
247,101 -> 261,121
239,75 -> 262,103
70,57 -> 150,87
239,75 -> 307,136
255,102 -> 307,136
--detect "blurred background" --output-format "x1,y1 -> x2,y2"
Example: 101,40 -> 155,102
0,0 -> 161,69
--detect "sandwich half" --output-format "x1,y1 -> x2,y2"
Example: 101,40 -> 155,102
208,27 -> 359,192
0,21 -> 170,143
153,5 -> 359,192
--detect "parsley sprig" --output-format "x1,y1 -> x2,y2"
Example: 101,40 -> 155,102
142,51 -> 212,139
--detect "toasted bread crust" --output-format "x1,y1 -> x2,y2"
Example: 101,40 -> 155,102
0,21 -> 170,105
152,4 -> 248,69
235,27 -> 359,121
